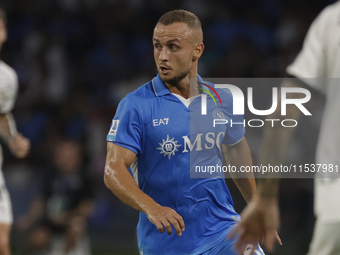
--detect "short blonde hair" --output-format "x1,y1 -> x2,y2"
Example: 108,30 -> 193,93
157,9 -> 201,31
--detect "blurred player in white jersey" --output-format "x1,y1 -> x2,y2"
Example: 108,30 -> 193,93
230,1 -> 340,254
0,7 -> 30,255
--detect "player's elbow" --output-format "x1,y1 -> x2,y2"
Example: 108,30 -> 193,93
103,164 -> 115,190
104,170 -> 111,191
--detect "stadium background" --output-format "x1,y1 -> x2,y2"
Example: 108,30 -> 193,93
0,0 -> 334,254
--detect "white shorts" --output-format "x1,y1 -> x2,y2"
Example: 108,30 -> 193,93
0,185 -> 13,225
308,220 -> 340,255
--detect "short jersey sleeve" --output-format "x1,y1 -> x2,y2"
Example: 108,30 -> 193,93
222,114 -> 245,146
106,96 -> 142,154
286,6 -> 329,94
0,67 -> 18,113
220,89 -> 246,146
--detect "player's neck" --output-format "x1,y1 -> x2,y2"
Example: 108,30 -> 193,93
167,65 -> 200,99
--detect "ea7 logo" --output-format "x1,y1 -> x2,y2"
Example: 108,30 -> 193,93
153,118 -> 169,126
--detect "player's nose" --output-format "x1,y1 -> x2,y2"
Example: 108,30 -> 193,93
159,47 -> 169,61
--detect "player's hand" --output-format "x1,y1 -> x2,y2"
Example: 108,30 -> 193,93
262,231 -> 282,251
228,194 -> 281,255
145,204 -> 185,236
8,133 -> 30,158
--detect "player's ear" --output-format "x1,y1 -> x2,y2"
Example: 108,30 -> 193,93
193,43 -> 204,61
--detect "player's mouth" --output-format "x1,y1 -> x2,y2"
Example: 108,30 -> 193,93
160,65 -> 171,74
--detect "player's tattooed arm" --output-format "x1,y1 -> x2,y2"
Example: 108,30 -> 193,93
258,79 -> 304,177
222,138 -> 256,203
256,79 -> 306,197
256,179 -> 280,198
104,143 -> 185,236
228,79 -> 307,254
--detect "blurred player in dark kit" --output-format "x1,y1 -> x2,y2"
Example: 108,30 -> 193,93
17,140 -> 94,255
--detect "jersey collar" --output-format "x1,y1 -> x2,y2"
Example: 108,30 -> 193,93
151,74 -> 204,97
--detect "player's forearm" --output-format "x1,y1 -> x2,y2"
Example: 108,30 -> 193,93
224,138 -> 256,203
259,121 -> 296,168
256,178 -> 280,199
256,120 -> 294,199
0,113 -> 17,142
258,79 -> 303,199
228,150 -> 256,203
232,177 -> 256,203
104,162 -> 160,214
260,79 -> 304,167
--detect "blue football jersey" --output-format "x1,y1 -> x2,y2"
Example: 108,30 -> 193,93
107,74 -> 246,255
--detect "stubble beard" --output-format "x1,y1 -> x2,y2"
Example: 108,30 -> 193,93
160,69 -> 190,87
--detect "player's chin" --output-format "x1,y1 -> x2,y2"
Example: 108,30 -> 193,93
159,73 -> 173,82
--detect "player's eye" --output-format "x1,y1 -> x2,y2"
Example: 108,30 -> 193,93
170,44 -> 179,50
154,44 -> 162,51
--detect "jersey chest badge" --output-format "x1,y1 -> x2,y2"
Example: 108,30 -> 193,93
156,135 -> 181,159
